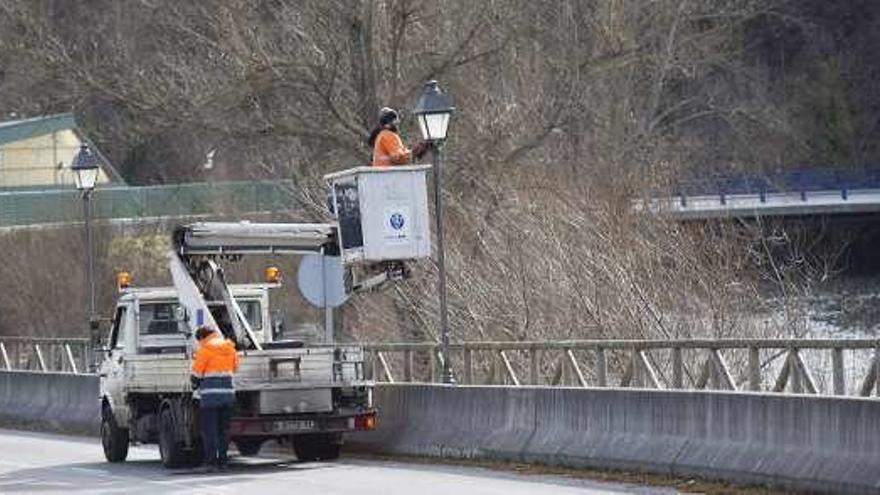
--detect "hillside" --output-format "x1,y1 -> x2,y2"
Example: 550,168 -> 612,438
0,1 -> 877,341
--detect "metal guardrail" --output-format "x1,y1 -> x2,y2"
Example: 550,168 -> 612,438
641,188 -> 880,220
0,337 -> 90,374
361,339 -> 880,397
6,336 -> 879,397
0,180 -> 294,227
676,167 -> 880,197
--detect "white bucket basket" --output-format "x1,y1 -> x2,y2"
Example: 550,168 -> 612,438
324,165 -> 432,264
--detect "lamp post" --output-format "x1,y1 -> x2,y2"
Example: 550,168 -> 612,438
413,80 -> 455,384
71,144 -> 100,345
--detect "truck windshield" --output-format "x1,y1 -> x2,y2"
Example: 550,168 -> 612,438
236,300 -> 263,331
139,303 -> 180,335
139,300 -> 262,336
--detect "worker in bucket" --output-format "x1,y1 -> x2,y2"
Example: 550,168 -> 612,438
191,325 -> 240,472
369,107 -> 430,167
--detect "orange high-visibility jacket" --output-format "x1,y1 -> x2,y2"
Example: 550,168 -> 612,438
372,129 -> 411,167
192,333 -> 239,406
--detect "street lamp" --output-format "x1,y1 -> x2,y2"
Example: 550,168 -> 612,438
413,80 -> 455,384
71,144 -> 100,345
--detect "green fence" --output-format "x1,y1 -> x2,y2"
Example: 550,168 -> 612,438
0,180 -> 295,227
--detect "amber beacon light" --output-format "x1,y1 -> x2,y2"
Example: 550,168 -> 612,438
265,266 -> 282,284
116,271 -> 133,290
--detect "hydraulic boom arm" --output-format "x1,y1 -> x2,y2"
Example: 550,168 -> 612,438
174,222 -> 338,256
170,222 -> 340,349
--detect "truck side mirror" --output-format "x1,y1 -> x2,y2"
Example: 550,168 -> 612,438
89,317 -> 106,351
271,310 -> 285,340
175,306 -> 193,335
175,305 -> 189,323
90,323 -> 110,368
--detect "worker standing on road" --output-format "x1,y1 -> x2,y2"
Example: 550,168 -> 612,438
191,326 -> 239,472
369,107 -> 429,167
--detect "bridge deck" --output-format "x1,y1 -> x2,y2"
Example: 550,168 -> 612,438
646,188 -> 880,219
649,167 -> 880,219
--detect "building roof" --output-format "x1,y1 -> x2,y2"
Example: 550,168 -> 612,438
0,113 -> 78,146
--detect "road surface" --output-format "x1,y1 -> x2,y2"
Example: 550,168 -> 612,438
0,429 -> 671,494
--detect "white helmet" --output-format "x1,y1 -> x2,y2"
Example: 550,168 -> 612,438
378,107 -> 400,126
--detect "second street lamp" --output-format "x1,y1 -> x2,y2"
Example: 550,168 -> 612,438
71,143 -> 100,352
413,80 -> 456,384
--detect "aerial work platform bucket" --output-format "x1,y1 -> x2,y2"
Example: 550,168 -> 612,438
324,164 -> 432,264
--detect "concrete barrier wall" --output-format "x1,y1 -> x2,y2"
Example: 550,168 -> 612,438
3,372 -> 879,493
350,385 -> 880,494
0,371 -> 99,435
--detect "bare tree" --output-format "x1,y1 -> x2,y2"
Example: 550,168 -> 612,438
0,0 -> 857,347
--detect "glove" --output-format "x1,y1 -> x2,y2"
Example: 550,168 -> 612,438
412,141 -> 431,160
190,375 -> 201,390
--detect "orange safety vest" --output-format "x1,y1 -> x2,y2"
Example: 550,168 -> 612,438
192,333 -> 240,406
372,129 -> 411,167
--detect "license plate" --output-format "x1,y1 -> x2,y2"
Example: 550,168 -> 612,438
270,420 -> 314,432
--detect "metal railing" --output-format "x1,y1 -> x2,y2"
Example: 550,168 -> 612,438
361,339 -> 880,397
5,336 -> 880,397
675,167 -> 880,198
0,337 -> 90,373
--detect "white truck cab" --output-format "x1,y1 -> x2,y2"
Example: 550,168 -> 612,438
100,284 -> 268,425
100,280 -> 374,467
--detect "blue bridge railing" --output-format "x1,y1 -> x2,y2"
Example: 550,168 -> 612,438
675,167 -> 880,199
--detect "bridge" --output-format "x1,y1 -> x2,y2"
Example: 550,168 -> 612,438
1,336 -> 879,493
643,167 -> 880,220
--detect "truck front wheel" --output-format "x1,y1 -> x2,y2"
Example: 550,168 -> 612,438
293,433 -> 342,461
101,406 -> 129,463
158,407 -> 187,468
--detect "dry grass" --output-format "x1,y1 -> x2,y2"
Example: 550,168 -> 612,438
350,452 -> 793,495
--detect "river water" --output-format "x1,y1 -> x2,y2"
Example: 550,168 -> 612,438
801,276 -> 880,338
752,276 -> 880,394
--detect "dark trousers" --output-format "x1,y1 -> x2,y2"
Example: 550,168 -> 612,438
200,403 -> 233,467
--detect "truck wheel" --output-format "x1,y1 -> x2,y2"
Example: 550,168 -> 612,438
235,438 -> 263,456
101,406 -> 129,463
158,407 -> 187,468
293,433 -> 342,461
184,442 -> 204,467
